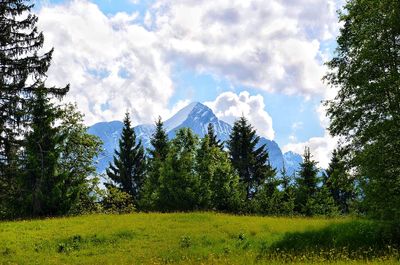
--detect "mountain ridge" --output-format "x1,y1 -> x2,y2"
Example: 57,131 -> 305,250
88,102 -> 302,175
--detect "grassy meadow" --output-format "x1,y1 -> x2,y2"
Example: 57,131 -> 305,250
0,212 -> 399,264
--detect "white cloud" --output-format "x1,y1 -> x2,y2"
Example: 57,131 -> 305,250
283,133 -> 338,168
205,91 -> 275,140
152,0 -> 341,95
283,101 -> 339,168
38,0 -> 174,126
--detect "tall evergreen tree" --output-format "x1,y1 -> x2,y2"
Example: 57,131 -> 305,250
228,116 -> 275,200
295,147 -> 319,216
324,0 -> 400,220
106,112 -> 146,202
323,149 -> 356,214
140,117 -> 169,210
0,0 -> 68,217
22,88 -> 63,216
206,123 -> 223,149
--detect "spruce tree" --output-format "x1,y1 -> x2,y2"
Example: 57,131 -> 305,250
279,166 -> 295,215
106,112 -> 146,202
295,147 -> 319,216
140,117 -> 169,210
324,149 -> 355,214
206,123 -> 223,149
0,0 -> 68,217
228,116 -> 275,200
23,88 -> 63,216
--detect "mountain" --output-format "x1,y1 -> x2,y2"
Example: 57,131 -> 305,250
88,102 -> 302,175
283,151 -> 303,176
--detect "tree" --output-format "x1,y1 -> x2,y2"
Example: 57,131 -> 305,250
158,128 -> 201,211
140,116 -> 169,210
295,147 -> 319,216
206,123 -> 223,149
279,166 -> 296,216
58,103 -> 103,215
0,1 -> 68,216
22,88 -> 64,216
323,149 -> 356,214
228,116 -> 276,200
0,0 -> 69,218
196,135 -> 240,211
106,112 -> 146,203
324,0 -> 400,220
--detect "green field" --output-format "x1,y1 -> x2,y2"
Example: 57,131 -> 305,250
0,213 -> 398,264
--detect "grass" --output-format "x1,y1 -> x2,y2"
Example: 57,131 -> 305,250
0,212 -> 399,264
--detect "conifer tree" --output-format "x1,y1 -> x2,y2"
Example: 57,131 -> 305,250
140,117 -> 169,210
295,147 -> 319,216
323,149 -> 355,214
228,116 -> 275,200
0,0 -> 68,217
279,166 -> 295,215
206,123 -> 223,149
106,112 -> 146,202
22,88 -> 63,216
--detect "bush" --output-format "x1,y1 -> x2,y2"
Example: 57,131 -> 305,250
102,187 -> 136,214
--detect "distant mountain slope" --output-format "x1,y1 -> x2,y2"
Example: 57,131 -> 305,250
88,102 -> 302,175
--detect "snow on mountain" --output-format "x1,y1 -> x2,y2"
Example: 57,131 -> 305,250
88,102 -> 303,174
167,102 -> 231,141
283,151 -> 303,176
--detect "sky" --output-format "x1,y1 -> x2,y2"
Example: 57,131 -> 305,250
35,0 -> 344,167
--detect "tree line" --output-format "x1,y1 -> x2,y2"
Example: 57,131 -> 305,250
103,112 -> 356,217
1,0 -> 399,222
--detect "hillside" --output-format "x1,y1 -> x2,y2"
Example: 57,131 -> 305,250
0,213 -> 397,265
88,102 -> 303,175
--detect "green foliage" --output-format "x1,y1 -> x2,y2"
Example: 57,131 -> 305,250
22,88 -> 65,217
140,117 -> 169,210
102,186 -> 136,214
196,135 -> 241,212
324,0 -> 400,220
324,149 -> 357,214
206,123 -> 224,149
58,103 -> 103,215
295,147 -> 319,216
106,112 -> 146,202
228,116 -> 276,201
0,0 -> 68,218
295,148 -> 338,217
158,128 -> 202,211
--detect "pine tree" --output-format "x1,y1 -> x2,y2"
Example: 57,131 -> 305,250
295,147 -> 319,216
22,88 -> 63,216
228,116 -> 275,200
279,166 -> 295,215
206,123 -> 223,149
140,117 -> 169,210
323,149 -> 355,214
0,0 -> 68,217
106,112 -> 146,203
